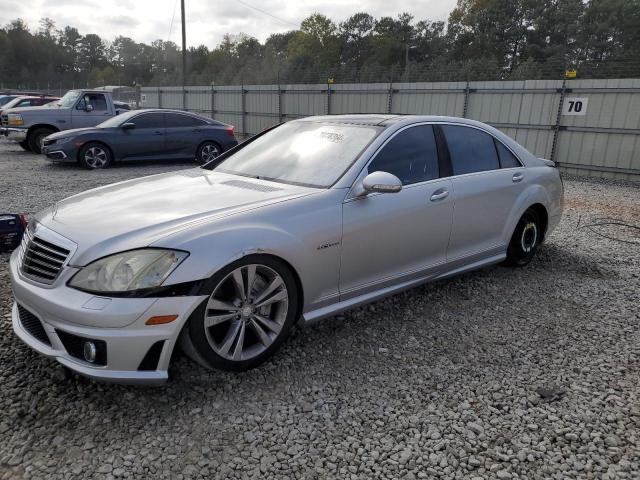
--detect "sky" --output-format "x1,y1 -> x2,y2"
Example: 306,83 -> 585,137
4,0 -> 457,48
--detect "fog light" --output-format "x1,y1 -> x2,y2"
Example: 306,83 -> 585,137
83,341 -> 97,363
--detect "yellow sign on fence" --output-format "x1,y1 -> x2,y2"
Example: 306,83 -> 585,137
565,69 -> 577,79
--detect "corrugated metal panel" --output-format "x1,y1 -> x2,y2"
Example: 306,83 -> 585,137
391,82 -> 466,116
245,85 -> 279,134
331,83 -> 389,114
140,81 -> 640,180
185,87 -> 211,116
281,84 -> 326,118
158,87 -> 183,109
555,78 -> 640,177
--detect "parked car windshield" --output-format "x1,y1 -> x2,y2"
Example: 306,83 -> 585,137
57,90 -> 83,108
0,96 -> 16,106
212,121 -> 381,188
97,110 -> 137,128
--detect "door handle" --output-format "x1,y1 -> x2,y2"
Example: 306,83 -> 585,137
430,189 -> 449,201
512,172 -> 524,183
152,131 -> 163,136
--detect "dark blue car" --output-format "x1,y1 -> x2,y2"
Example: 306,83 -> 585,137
42,109 -> 238,169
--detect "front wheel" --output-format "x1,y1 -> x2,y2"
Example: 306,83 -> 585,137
79,142 -> 112,169
504,209 -> 541,267
27,128 -> 55,154
184,255 -> 298,371
195,141 -> 221,164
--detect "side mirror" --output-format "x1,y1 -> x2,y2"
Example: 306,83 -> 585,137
358,171 -> 403,196
85,104 -> 94,112
121,122 -> 135,130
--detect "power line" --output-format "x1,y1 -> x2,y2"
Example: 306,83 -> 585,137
167,0 -> 179,42
234,0 -> 299,28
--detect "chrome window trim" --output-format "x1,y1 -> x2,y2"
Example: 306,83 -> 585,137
163,110 -> 209,126
128,111 -> 166,129
345,120 -> 528,199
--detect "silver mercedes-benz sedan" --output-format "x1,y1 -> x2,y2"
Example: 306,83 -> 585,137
9,115 -> 563,384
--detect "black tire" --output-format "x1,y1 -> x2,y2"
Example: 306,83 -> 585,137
184,255 -> 299,372
27,128 -> 55,154
18,140 -> 31,152
195,141 -> 222,165
78,142 -> 112,169
504,209 -> 541,267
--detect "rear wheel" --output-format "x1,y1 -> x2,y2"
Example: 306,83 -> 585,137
27,127 -> 55,154
184,255 -> 298,371
18,140 -> 31,152
504,209 -> 541,267
195,141 -> 221,164
79,142 -> 112,169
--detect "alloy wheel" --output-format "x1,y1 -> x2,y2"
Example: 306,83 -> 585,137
200,143 -> 220,163
520,221 -> 538,253
204,264 -> 289,361
84,146 -> 108,168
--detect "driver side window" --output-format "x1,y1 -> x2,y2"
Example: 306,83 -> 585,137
76,94 -> 107,111
367,125 -> 439,185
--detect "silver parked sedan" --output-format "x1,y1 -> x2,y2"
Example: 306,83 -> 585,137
9,115 -> 563,384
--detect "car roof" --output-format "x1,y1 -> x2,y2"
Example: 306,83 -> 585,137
297,114 -> 404,126
295,114 -> 503,128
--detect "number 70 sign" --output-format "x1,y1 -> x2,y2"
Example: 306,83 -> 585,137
562,97 -> 588,116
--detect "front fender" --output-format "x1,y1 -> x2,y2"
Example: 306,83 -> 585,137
156,193 -> 344,312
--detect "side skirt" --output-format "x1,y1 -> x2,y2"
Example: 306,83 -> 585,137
301,252 -> 505,324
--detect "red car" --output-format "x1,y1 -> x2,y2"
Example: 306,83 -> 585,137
0,95 -> 59,116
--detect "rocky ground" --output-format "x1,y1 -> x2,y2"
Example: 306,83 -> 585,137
0,142 -> 639,479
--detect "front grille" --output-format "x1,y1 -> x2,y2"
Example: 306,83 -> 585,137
17,304 -> 51,346
20,228 -> 70,284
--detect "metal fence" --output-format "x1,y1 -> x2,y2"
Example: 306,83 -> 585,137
139,78 -> 640,181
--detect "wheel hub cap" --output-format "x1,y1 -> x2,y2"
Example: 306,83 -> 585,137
203,264 -> 289,361
521,222 -> 538,253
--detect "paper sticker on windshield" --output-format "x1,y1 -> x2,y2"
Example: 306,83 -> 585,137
320,131 -> 344,143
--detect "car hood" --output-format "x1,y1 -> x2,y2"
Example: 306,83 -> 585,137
35,169 -> 319,265
47,127 -> 103,140
4,104 -> 63,115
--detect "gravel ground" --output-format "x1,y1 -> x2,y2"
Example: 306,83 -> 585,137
0,141 -> 639,480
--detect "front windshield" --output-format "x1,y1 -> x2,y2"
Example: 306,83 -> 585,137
0,96 -> 15,107
2,98 -> 20,109
57,90 -> 82,108
97,110 -> 136,128
213,121 -> 380,188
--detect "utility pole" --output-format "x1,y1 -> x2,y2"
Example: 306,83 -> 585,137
181,0 -> 187,94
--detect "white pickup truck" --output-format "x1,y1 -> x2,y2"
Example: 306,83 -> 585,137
0,89 -> 126,153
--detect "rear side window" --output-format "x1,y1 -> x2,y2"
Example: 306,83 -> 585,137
368,125 -> 439,185
441,125 -> 500,175
132,113 -> 164,129
165,113 -> 207,127
495,140 -> 521,168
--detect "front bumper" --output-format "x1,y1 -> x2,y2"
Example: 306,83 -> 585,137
1,127 -> 27,142
42,143 -> 76,162
9,249 -> 207,385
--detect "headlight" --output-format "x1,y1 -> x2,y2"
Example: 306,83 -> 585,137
69,249 -> 188,293
7,114 -> 23,126
52,136 -> 72,145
